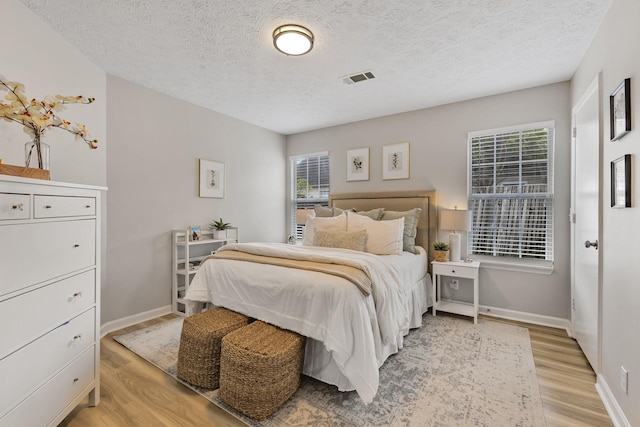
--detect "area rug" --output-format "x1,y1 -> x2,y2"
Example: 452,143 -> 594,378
114,315 -> 546,426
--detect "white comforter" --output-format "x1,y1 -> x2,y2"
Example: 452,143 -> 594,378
184,242 -> 427,403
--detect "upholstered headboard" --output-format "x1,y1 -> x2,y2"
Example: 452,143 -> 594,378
329,190 -> 438,265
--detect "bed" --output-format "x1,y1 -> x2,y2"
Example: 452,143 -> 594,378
184,191 -> 437,403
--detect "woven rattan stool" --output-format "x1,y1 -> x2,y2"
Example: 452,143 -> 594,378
177,307 -> 250,389
219,321 -> 305,420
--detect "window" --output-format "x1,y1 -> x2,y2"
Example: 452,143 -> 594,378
468,121 -> 554,263
290,152 -> 330,240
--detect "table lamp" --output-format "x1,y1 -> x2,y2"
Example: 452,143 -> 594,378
439,207 -> 469,262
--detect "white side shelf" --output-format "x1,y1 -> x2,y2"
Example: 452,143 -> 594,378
171,228 -> 238,314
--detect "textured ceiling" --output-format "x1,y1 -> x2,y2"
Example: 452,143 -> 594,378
20,0 -> 611,135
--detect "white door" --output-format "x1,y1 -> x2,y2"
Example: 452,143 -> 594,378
571,77 -> 601,371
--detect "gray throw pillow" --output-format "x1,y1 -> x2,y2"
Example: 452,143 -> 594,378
381,208 -> 422,253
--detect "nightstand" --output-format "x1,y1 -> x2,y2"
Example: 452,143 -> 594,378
432,260 -> 480,324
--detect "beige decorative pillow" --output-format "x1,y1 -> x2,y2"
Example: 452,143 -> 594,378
314,229 -> 367,252
347,212 -> 404,255
355,208 -> 385,220
381,208 -> 422,254
302,213 -> 347,246
313,205 -> 356,217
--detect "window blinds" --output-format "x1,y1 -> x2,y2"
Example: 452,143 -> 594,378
290,152 -> 330,239
468,125 -> 554,260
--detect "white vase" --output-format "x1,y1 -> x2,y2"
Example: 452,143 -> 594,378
25,141 -> 50,170
213,229 -> 227,240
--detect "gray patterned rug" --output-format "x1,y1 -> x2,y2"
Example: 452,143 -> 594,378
114,314 -> 546,426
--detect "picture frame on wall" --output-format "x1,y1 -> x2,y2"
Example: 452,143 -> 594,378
611,154 -> 631,208
382,142 -> 410,180
346,147 -> 370,181
199,159 -> 225,198
610,78 -> 631,141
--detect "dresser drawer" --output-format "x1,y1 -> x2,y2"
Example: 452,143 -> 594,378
0,193 -> 30,220
0,309 -> 95,416
0,271 -> 95,359
0,346 -> 95,427
34,195 -> 95,218
0,219 -> 95,297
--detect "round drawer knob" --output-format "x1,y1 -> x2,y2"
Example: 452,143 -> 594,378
44,205 -> 52,209
11,203 -> 24,211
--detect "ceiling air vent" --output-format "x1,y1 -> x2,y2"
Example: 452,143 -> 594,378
342,71 -> 376,85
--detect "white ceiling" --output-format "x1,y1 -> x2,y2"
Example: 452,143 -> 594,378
20,0 -> 611,135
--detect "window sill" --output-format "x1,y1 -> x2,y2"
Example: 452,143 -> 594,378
470,255 -> 554,275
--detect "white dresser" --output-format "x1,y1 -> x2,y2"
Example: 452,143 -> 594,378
0,175 -> 105,427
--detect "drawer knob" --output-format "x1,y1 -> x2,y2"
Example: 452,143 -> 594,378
73,378 -> 79,383
11,203 -> 24,211
85,205 -> 91,208
44,205 -> 52,209
451,270 -> 456,273
73,334 -> 83,341
73,244 -> 80,248
72,291 -> 83,298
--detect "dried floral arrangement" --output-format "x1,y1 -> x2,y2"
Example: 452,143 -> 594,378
0,76 -> 98,168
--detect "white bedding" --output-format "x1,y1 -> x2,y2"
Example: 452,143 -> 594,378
184,242 -> 431,403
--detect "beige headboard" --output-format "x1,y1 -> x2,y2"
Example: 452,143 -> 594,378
329,190 -> 438,265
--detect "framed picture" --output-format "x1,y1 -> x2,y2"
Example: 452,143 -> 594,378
610,78 -> 631,141
189,225 -> 201,241
611,154 -> 631,208
346,147 -> 369,181
199,159 -> 225,198
382,142 -> 410,180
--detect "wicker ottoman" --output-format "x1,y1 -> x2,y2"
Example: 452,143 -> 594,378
177,307 -> 250,389
219,321 -> 306,420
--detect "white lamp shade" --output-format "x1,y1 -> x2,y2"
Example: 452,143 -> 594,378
440,209 -> 468,262
439,209 -> 469,232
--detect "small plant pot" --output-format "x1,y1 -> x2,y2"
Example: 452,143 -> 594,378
434,250 -> 449,262
213,229 -> 227,240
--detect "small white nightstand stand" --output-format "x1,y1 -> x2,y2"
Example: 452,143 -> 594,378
432,260 -> 480,324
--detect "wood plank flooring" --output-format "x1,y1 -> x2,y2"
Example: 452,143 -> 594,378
59,314 -> 613,427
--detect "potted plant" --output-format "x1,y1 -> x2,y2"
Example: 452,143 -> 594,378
433,241 -> 450,262
210,218 -> 231,239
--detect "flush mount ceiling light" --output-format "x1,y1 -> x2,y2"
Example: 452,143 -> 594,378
273,24 -> 314,56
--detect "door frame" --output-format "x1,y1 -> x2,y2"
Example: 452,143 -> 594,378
570,74 -> 603,373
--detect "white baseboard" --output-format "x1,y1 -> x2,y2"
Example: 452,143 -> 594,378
596,374 -> 632,427
479,305 -> 572,335
100,305 -> 172,338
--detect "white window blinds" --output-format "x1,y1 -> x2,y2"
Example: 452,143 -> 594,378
468,122 -> 554,260
290,152 -> 330,239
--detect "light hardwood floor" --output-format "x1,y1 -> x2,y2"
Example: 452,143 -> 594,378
60,314 -> 613,427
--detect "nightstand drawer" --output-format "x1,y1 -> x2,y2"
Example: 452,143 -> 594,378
432,264 -> 477,279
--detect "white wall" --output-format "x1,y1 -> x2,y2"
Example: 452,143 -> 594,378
105,75 -> 286,324
571,0 -> 640,424
288,82 -> 572,319
0,0 -> 106,186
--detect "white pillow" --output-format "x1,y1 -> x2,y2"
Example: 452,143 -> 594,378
302,212 -> 347,246
347,212 -> 404,255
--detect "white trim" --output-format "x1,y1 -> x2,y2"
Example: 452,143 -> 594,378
473,255 -> 554,275
100,305 -> 172,338
467,120 -> 556,138
596,374 -> 632,427
479,305 -> 571,335
289,150 -> 329,161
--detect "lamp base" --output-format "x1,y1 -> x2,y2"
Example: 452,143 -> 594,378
449,232 -> 461,262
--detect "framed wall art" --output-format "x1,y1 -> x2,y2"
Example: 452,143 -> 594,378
382,142 -> 410,180
610,78 -> 631,141
611,154 -> 631,208
199,159 -> 225,198
346,147 -> 369,181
